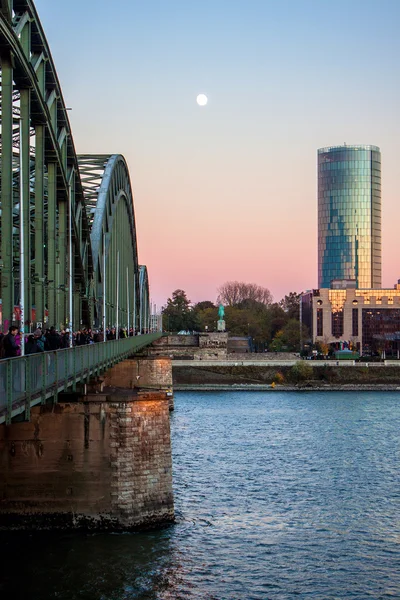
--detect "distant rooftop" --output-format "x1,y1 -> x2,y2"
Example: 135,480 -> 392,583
318,144 -> 380,153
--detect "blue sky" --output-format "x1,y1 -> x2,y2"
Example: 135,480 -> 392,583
35,0 -> 400,307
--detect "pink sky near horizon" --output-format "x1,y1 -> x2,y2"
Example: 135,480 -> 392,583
35,0 -> 400,309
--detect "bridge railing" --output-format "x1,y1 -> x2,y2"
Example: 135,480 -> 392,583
0,333 -> 162,425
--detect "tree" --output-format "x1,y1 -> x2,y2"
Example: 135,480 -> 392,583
288,361 -> 313,382
217,281 -> 272,307
194,300 -> 216,311
269,330 -> 285,352
279,292 -> 301,320
316,336 -> 331,358
162,289 -> 199,332
280,319 -> 309,351
194,307 -> 218,331
191,301 -> 217,332
268,303 -> 287,339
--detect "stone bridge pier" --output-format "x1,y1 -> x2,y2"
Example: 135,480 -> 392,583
0,358 -> 174,530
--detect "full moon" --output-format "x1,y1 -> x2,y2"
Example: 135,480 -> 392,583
196,93 -> 208,106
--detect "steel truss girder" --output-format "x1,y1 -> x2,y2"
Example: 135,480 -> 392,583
139,265 -> 150,333
0,2 -> 149,334
78,154 -> 142,331
0,0 -> 93,329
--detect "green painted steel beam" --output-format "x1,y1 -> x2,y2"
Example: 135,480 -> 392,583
34,124 -> 45,326
0,55 -> 14,330
57,199 -> 67,329
47,163 -> 57,327
0,7 -> 151,343
20,88 -> 31,330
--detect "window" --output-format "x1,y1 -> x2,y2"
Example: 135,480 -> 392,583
352,308 -> 359,336
317,308 -> 323,336
332,311 -> 344,338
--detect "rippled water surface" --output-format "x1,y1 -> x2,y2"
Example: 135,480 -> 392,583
1,391 -> 399,599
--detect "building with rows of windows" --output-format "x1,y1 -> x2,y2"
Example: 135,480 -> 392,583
318,145 -> 381,289
301,283 -> 400,356
301,145 -> 399,356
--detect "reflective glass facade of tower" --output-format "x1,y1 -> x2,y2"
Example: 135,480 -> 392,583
318,145 -> 381,289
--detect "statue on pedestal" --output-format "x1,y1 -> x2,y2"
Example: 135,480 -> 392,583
217,303 -> 225,332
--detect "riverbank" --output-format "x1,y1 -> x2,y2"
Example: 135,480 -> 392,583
175,383 -> 400,391
172,362 -> 400,388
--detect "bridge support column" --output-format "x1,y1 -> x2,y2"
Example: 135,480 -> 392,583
103,356 -> 174,410
0,391 -> 174,531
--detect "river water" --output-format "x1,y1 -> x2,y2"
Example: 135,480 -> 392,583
0,391 -> 399,599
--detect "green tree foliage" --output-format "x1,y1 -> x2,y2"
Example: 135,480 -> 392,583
288,361 -> 313,382
162,289 -> 199,332
194,301 -> 216,311
224,305 -> 271,343
279,292 -> 301,320
268,303 -> 287,339
269,330 -> 284,352
280,319 -> 309,351
194,306 -> 217,331
163,285 -> 305,351
191,301 -> 217,331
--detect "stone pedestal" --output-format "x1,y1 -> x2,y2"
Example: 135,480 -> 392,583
217,319 -> 226,331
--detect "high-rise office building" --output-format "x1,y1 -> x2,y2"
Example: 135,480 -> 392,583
318,145 -> 381,289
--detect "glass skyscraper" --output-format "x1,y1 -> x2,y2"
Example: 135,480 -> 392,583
318,145 -> 381,289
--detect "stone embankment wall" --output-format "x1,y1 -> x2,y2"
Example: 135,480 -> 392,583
0,391 -> 174,530
173,364 -> 400,386
227,352 -> 300,361
103,357 -> 172,390
103,357 -> 174,410
148,333 -> 228,360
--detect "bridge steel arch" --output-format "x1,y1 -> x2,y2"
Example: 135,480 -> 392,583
139,265 -> 150,333
78,154 -> 143,333
0,1 -> 149,335
0,0 -> 93,331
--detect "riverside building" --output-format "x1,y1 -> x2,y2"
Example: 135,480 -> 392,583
301,283 -> 400,357
301,145 -> 400,356
318,145 -> 381,289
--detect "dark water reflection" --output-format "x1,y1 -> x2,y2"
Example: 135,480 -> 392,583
1,391 -> 399,599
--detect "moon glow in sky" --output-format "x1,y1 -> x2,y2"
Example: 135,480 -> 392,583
196,93 -> 208,106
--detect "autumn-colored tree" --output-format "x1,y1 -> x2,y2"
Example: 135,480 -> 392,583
269,330 -> 284,352
268,303 -> 287,339
317,336 -> 330,357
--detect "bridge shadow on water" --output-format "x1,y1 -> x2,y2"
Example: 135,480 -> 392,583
0,528 -> 185,600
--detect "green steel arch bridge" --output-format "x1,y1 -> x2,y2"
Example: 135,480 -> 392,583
0,1 -> 161,423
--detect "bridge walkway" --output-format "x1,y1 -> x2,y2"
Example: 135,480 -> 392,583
0,333 -> 161,425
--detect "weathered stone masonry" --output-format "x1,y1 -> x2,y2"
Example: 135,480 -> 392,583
0,391 -> 174,530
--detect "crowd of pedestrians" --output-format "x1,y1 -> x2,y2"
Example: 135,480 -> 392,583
0,325 -> 141,359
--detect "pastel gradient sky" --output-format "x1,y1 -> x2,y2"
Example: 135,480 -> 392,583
35,0 -> 400,308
